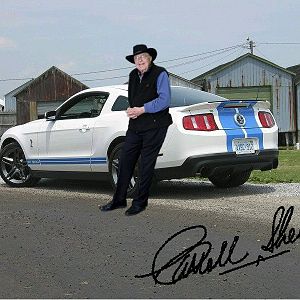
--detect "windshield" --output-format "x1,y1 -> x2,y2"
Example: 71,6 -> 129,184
170,86 -> 228,107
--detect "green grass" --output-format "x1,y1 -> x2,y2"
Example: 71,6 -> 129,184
249,150 -> 300,183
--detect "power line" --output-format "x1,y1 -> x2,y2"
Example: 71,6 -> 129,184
178,47 -> 245,76
165,45 -> 244,70
1,41 -> 298,83
157,43 -> 246,64
0,43 -> 247,82
71,66 -> 131,76
82,75 -> 128,82
255,48 -> 271,61
72,43 -> 246,76
78,45 -> 246,83
0,77 -> 34,82
259,42 -> 300,45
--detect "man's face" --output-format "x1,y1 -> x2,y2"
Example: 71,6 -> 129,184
134,52 -> 152,74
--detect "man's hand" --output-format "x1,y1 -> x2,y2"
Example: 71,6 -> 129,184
127,107 -> 145,119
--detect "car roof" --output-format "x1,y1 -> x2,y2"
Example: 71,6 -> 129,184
79,84 -> 214,93
79,85 -> 128,94
75,84 -> 228,102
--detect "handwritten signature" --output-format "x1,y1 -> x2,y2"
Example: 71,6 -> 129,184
135,206 -> 299,285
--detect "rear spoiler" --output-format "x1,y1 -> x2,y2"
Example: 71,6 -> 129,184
179,100 -> 271,112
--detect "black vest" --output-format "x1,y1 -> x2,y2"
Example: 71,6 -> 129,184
128,64 -> 173,131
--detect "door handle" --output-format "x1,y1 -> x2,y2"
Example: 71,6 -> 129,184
79,125 -> 90,133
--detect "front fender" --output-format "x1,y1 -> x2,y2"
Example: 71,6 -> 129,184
0,120 -> 43,159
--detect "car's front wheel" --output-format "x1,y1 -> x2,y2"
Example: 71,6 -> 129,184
208,169 -> 252,188
108,143 -> 140,198
0,142 -> 40,187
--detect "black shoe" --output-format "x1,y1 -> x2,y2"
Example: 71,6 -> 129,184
125,205 -> 146,216
99,201 -> 127,212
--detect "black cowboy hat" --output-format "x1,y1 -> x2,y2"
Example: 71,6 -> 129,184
126,44 -> 157,63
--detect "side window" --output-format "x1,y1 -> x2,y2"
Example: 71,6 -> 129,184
111,95 -> 130,111
58,93 -> 109,120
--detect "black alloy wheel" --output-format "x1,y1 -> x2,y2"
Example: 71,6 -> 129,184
208,169 -> 252,188
0,142 -> 40,187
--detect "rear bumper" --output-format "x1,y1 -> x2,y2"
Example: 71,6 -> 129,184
155,149 -> 279,180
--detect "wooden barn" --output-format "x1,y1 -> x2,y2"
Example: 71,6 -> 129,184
15,66 -> 88,125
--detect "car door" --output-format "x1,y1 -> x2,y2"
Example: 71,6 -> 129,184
90,93 -> 130,173
37,92 -> 108,172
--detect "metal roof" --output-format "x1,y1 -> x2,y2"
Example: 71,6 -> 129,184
287,64 -> 300,85
169,72 -> 202,87
13,66 -> 89,97
5,79 -> 34,98
192,53 -> 296,82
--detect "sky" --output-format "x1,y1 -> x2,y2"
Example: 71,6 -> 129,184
0,0 -> 300,99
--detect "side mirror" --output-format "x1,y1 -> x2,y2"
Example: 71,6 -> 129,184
45,111 -> 56,121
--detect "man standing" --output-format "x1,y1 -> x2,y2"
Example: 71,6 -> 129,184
100,44 -> 172,216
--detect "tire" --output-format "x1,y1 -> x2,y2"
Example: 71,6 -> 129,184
0,142 -> 41,187
108,143 -> 140,198
208,169 -> 251,188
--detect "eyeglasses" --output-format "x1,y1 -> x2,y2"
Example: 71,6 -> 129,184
134,53 -> 149,61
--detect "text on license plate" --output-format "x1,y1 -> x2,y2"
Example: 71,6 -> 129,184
233,138 -> 256,154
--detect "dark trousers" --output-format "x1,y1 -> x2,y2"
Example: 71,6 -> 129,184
113,126 -> 168,208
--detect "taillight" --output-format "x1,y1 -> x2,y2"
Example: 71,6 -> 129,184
258,111 -> 275,128
183,113 -> 218,131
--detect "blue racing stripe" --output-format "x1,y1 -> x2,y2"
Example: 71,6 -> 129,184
91,158 -> 107,165
27,159 -> 41,165
217,102 -> 245,152
238,101 -> 264,150
27,157 -> 107,165
217,100 -> 264,152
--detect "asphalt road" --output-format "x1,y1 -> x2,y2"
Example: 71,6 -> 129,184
0,178 -> 300,299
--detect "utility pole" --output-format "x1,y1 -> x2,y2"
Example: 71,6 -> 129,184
250,40 -> 254,54
246,38 -> 255,54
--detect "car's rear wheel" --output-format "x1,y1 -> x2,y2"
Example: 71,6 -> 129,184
0,142 -> 41,187
108,143 -> 140,198
208,169 -> 251,188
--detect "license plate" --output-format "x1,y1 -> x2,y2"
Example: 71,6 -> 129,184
233,138 -> 256,154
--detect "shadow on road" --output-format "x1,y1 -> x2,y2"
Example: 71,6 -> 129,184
24,178 -> 277,201
152,179 -> 276,200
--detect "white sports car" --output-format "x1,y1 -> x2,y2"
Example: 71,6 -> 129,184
0,85 -> 278,195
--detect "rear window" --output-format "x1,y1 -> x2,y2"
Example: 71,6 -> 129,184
112,95 -> 130,111
170,86 -> 227,107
